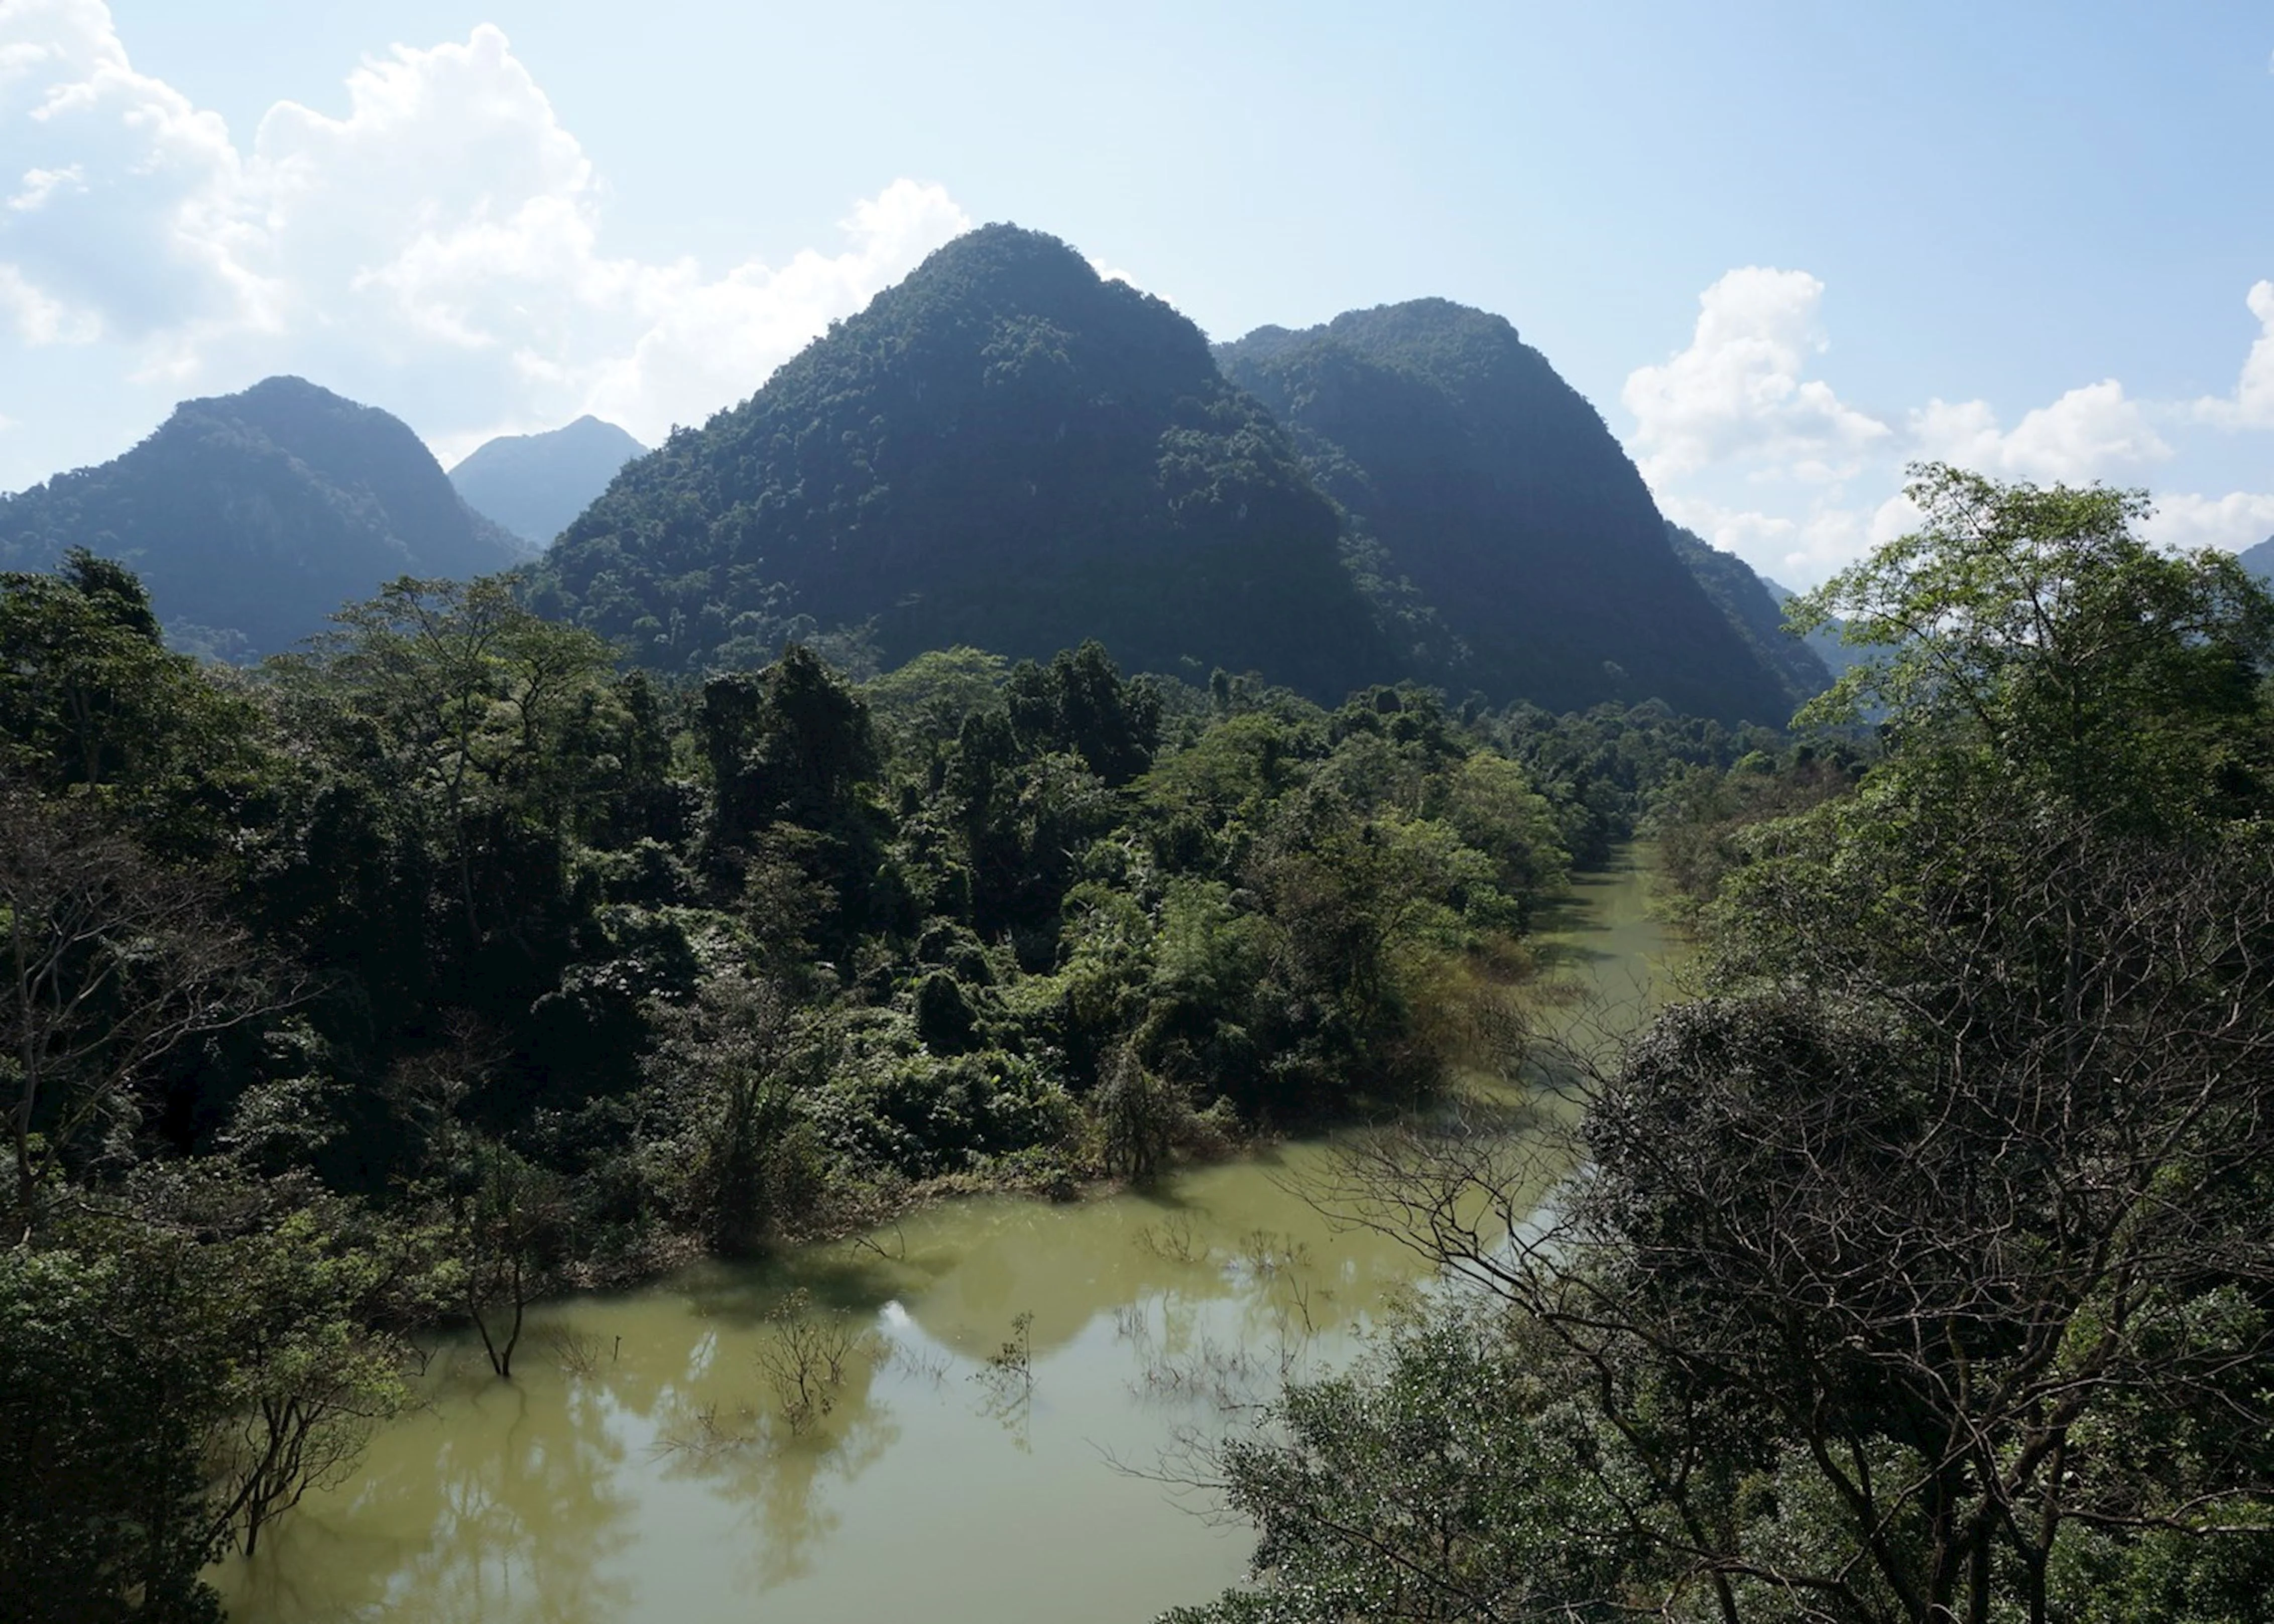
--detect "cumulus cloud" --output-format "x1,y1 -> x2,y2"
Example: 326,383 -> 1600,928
1621,266 -> 1890,485
2140,490 -> 2274,554
0,3 -> 970,452
579,181 -> 971,444
1622,261 -> 2252,585
0,0 -> 258,351
1662,490 -> 1919,588
1910,380 -> 2170,482
2193,280 -> 2274,430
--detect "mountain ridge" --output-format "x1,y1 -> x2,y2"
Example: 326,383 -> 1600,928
1663,524 -> 1832,707
1217,300 -> 1796,721
530,223 -> 1393,697
0,376 -> 524,657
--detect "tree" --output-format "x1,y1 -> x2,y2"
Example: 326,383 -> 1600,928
1788,462 -> 2272,833
386,1029 -> 569,1378
1219,468 -> 2274,1624
2,788 -> 278,1239
0,1242 -> 227,1622
639,968 -> 823,1255
0,551 -> 271,859
276,574 -> 621,944
198,1202 -> 417,1555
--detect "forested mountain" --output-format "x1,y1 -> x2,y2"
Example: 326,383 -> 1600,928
2243,534 -> 2273,582
448,415 -> 647,548
0,376 -> 524,657
1216,301 -> 1793,722
1664,523 -> 1830,707
531,225 -> 1389,697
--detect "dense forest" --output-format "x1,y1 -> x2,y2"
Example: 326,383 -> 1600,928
7,195 -> 2265,1620
1172,466 -> 2274,1624
0,378 -> 526,661
0,531 -> 1782,1620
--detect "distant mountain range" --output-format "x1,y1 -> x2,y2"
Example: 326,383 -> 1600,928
448,416 -> 646,549
2,226 -> 1861,718
2242,535 -> 2273,583
0,377 -> 524,658
531,228 -> 1804,719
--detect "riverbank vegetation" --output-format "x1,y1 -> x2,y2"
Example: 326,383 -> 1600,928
1177,466 -> 2274,1624
0,547 -> 1780,1620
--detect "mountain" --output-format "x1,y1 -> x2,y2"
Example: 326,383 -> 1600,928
2241,535 -> 2274,583
1216,301 -> 1793,722
1664,524 -> 1831,707
0,376 -> 525,658
1759,575 -> 1876,682
448,416 -> 647,548
531,225 -> 1389,697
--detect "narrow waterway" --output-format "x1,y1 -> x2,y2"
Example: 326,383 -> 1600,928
211,847 -> 1677,1624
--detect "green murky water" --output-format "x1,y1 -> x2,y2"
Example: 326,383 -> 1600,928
212,849 -> 1675,1624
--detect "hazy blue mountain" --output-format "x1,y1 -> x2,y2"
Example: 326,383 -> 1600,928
2241,535 -> 2274,582
0,376 -> 524,657
1664,525 -> 1831,709
1761,575 -> 1876,681
448,416 -> 647,548
1217,301 -> 1793,722
531,225 -> 1390,696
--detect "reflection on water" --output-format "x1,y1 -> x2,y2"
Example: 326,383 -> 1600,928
210,848 -> 1674,1624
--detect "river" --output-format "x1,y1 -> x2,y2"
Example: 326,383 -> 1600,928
210,847 -> 1676,1624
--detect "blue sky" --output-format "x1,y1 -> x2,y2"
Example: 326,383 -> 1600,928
4,0 -> 2271,583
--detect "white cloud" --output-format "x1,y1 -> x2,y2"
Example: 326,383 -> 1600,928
1662,490 -> 1919,588
0,3 -> 970,450
2140,490 -> 2274,554
0,260 -> 97,342
1910,379 -> 2170,482
2193,280 -> 2274,429
581,180 -> 970,443
1621,266 -> 1890,485
1625,265 -> 2191,588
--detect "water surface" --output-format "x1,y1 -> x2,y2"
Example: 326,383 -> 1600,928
213,848 -> 1674,1623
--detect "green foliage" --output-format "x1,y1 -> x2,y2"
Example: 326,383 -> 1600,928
0,550 -> 273,856
1165,1306 -> 1645,1624
1194,466 -> 2274,1624
0,542 -> 1684,1591
0,1244 -> 227,1623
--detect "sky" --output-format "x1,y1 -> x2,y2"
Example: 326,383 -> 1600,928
3,0 -> 2271,586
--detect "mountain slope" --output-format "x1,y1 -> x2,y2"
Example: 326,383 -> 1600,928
1760,576 -> 1877,682
1216,301 -> 1794,722
0,376 -> 524,657
449,416 -> 646,548
2241,535 -> 2273,583
531,225 -> 1389,697
1665,524 -> 1831,708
